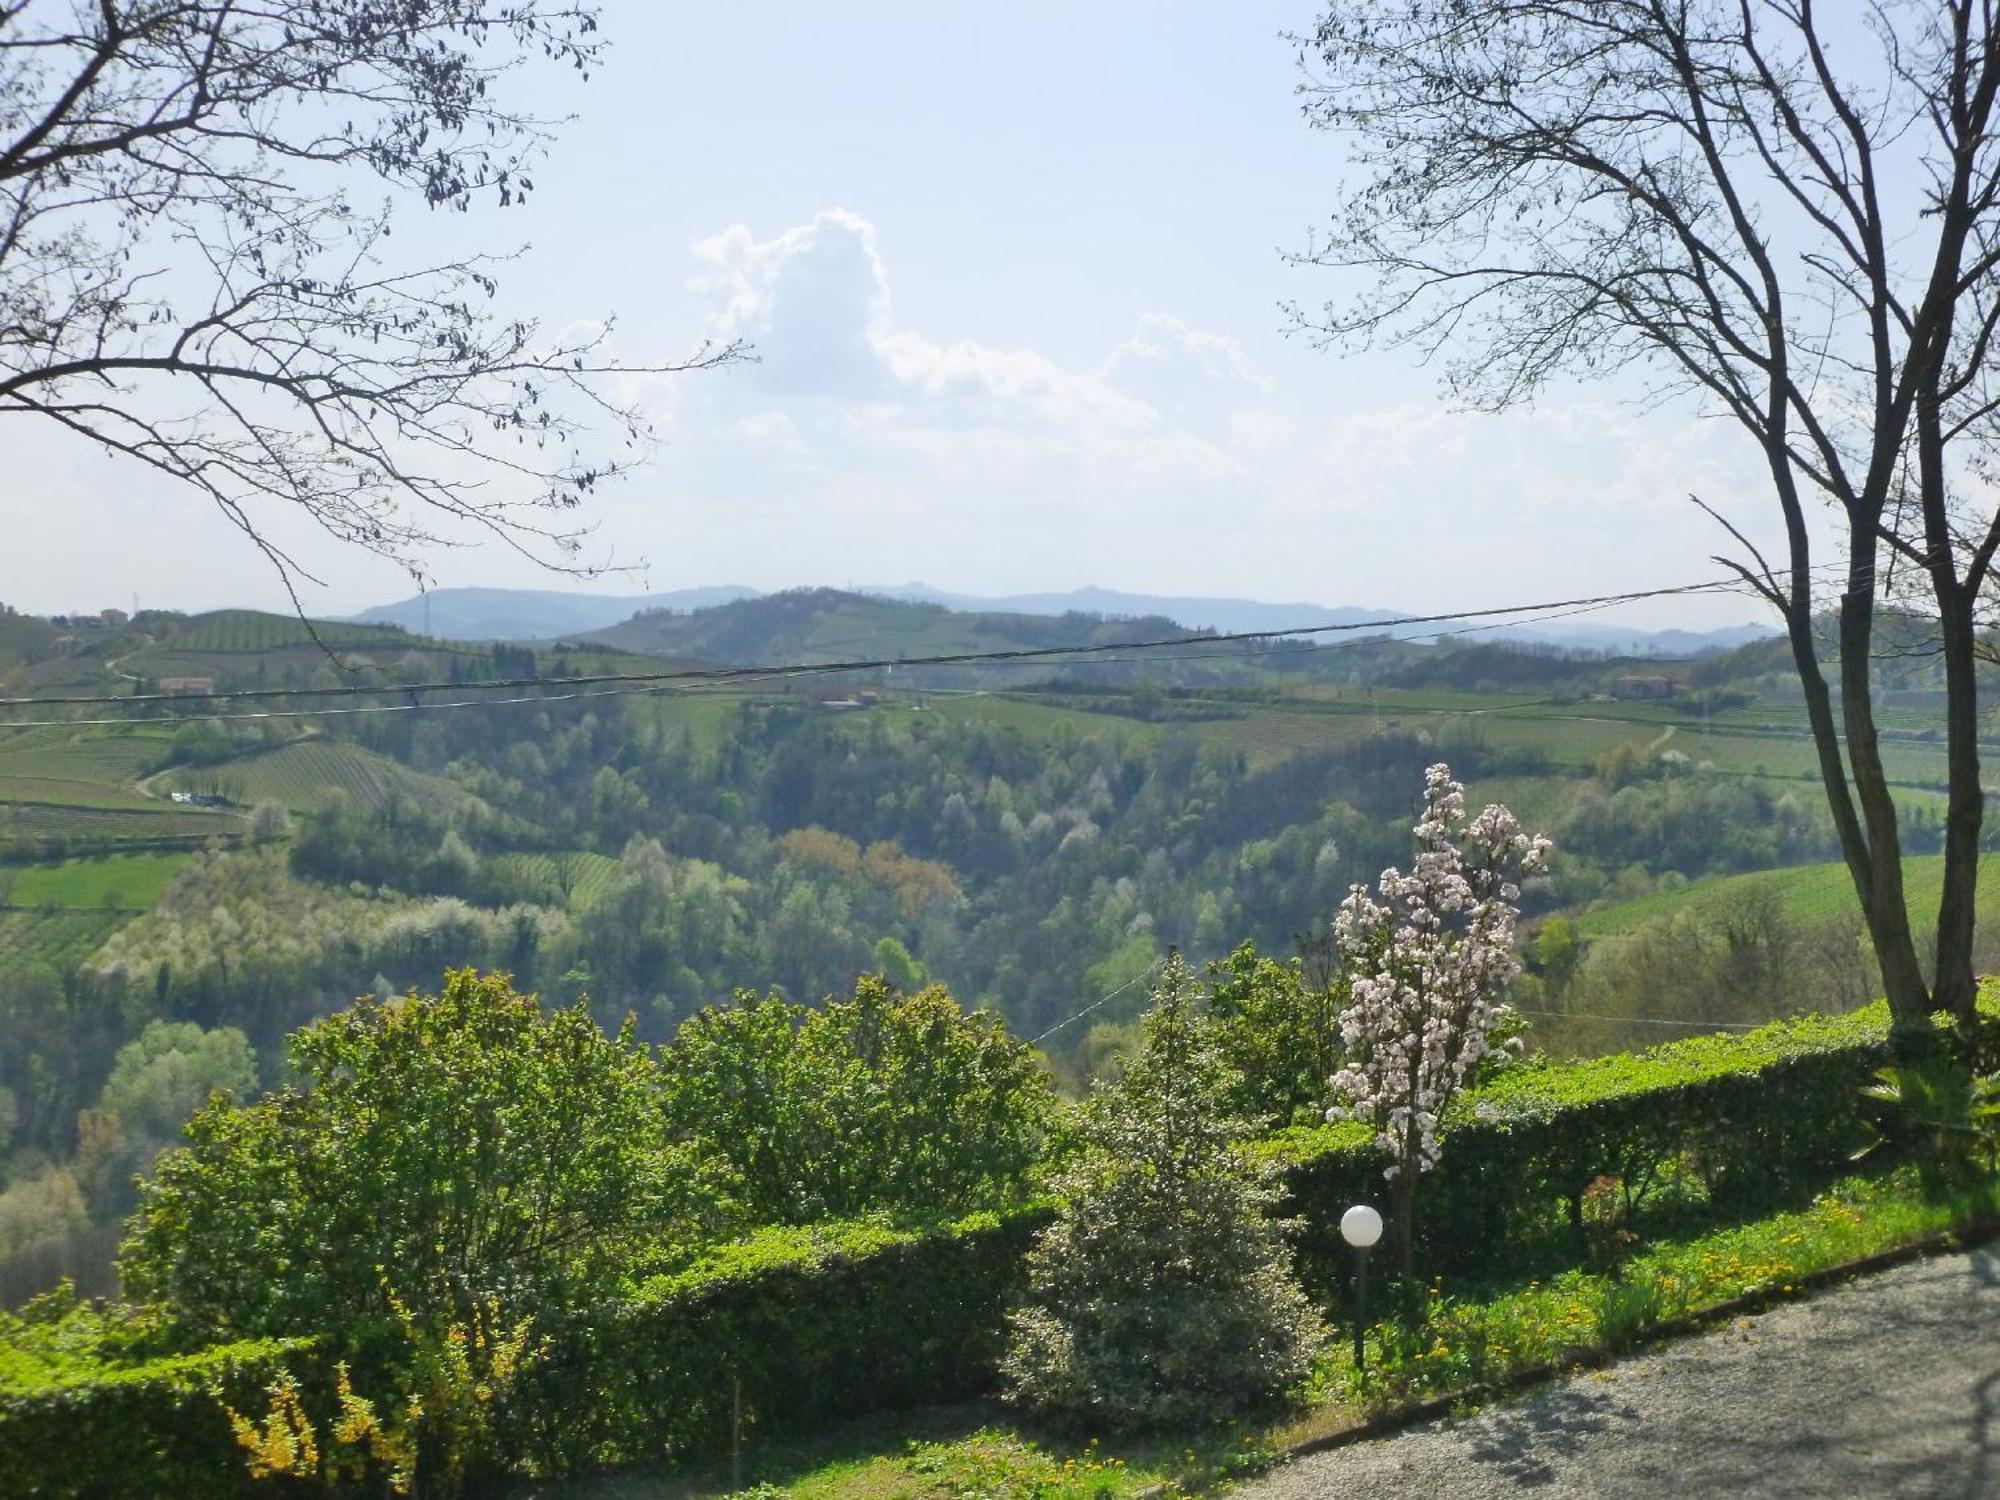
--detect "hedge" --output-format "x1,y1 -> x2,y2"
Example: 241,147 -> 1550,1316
4,995 -> 1989,1487
1260,997 -> 1985,1289
0,1336 -> 318,1500
508,1205 -> 1054,1474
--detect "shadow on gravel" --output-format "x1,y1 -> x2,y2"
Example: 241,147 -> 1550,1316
1439,1252 -> 2000,1498
1458,1388 -> 1638,1487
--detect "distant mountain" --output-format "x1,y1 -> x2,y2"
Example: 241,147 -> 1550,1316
583,588 -> 1206,673
858,583 -> 1403,637
349,585 -> 758,641
859,584 -> 1774,657
348,580 -> 1776,657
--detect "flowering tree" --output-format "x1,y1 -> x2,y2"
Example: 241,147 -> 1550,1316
1327,763 -> 1551,1272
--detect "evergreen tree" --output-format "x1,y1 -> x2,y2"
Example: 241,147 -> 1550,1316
1002,955 -> 1324,1431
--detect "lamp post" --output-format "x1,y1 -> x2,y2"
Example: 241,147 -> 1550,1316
1340,1203 -> 1383,1391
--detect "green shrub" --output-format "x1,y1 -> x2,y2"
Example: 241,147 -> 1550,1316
1262,998 -> 1999,1289
1002,959 -> 1324,1431
511,1207 -> 1051,1473
16,992 -> 1996,1487
0,1334 -> 319,1500
661,976 -> 1058,1227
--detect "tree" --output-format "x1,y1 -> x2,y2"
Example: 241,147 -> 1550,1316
1,1 -> 737,594
1327,764 -> 1550,1273
659,975 -> 1057,1226
1002,955 -> 1324,1431
1204,940 -> 1343,1127
1298,1 -> 2000,1043
79,1019 -> 256,1212
120,969 -> 711,1344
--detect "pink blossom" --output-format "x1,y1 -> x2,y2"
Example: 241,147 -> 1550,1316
1325,763 -> 1551,1182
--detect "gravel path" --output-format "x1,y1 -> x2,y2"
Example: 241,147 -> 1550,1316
1243,1248 -> 2000,1499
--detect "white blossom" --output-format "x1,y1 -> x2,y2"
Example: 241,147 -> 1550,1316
1325,763 -> 1551,1182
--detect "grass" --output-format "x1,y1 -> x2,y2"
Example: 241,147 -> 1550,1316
522,1167 -> 1989,1500
1343,1169 -> 1988,1411
5,851 -> 189,910
1575,851 -> 2000,939
0,801 -> 242,845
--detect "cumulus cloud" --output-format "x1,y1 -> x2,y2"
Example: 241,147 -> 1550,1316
679,208 -> 1257,478
641,208 -> 1785,617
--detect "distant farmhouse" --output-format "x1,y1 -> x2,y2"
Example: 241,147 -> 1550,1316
158,676 -> 215,697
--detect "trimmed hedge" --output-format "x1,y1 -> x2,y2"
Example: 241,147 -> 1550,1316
7,994 -> 1992,1485
0,1336 -> 317,1500
510,1206 -> 1053,1474
1260,999 -> 1972,1289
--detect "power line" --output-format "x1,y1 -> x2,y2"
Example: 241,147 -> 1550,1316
0,577 -> 1742,712
1032,957 -> 1167,1044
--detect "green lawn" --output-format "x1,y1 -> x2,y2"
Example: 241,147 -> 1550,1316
7,852 -> 190,910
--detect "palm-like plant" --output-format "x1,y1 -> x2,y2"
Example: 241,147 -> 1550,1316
1856,1061 -> 2000,1194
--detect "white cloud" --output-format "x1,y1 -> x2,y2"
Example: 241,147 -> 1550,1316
634,209 -> 1793,622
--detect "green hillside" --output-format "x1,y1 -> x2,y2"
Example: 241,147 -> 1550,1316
1576,852 -> 2000,941
152,738 -> 486,818
584,587 -> 1220,670
0,907 -> 133,968
7,852 -> 189,910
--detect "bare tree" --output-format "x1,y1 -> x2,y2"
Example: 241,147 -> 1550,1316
1296,1 -> 2000,1044
1,1 -> 739,604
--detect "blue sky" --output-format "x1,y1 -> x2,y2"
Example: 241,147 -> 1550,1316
7,1 -> 1784,628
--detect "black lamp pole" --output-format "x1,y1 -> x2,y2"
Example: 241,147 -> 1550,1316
1353,1243 -> 1370,1392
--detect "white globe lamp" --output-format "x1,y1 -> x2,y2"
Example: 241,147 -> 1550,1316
1340,1203 -> 1384,1250
1339,1203 -> 1384,1389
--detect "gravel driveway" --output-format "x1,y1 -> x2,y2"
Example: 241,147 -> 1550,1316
1243,1248 -> 2000,1499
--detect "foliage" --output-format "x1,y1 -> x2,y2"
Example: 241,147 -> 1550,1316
1857,1060 -> 2000,1197
1204,941 -> 1342,1127
1352,1171 -> 1996,1410
1003,957 -> 1324,1431
222,1288 -> 540,1498
660,975 -> 1058,1227
1266,995 -> 2000,1290
516,1208 -> 1051,1474
1327,763 -> 1549,1268
119,970 -> 711,1349
0,1305 -> 318,1500
78,1020 -> 257,1216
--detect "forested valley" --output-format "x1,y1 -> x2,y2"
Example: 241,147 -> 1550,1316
0,589 -> 1989,1302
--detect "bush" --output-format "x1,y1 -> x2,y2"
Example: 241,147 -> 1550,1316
661,976 -> 1058,1227
0,1290 -> 318,1500
121,970 -> 715,1346
1263,997 -> 2000,1290
1002,958 -> 1324,1431
17,992 -> 1995,1487
512,1208 -> 1051,1473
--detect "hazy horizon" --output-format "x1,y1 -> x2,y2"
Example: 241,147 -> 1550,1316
2,1 -> 1809,633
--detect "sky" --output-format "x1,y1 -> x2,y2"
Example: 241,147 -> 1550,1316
4,0 -> 1790,629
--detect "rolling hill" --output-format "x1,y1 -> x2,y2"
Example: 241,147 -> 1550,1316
349,585 -> 758,641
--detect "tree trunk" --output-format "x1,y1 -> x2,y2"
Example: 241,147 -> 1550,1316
1932,582 -> 1985,1033
1389,1157 -> 1416,1279
1830,529 -> 1935,1050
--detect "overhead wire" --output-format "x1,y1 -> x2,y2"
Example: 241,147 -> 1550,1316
1031,958 -> 1169,1044
2,577 -> 1746,712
